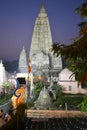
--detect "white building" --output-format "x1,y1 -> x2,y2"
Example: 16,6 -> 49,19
0,60 -> 17,93
58,68 -> 87,94
0,60 -> 7,92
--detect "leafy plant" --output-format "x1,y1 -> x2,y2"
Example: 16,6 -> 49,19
78,94 -> 87,112
2,82 -> 11,94
52,83 -> 62,99
0,94 -> 12,105
33,81 -> 43,99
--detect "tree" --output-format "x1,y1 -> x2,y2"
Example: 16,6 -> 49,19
75,1 -> 87,18
52,1 -> 87,85
2,82 -> 11,94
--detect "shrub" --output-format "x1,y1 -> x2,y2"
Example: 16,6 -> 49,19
78,94 -> 87,112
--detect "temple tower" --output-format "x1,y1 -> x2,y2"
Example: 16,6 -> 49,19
29,3 -> 62,78
18,46 -> 28,73
30,3 -> 52,56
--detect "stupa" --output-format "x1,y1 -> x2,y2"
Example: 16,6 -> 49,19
34,86 -> 53,109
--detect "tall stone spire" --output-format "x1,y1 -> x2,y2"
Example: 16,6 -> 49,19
29,3 -> 62,76
39,2 -> 46,15
18,46 -> 28,73
29,3 -> 52,58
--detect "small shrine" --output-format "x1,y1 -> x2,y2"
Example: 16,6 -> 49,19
34,86 -> 53,109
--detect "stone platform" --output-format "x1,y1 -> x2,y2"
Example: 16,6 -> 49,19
25,109 -> 87,118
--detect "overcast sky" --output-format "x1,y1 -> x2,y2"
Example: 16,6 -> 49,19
0,0 -> 84,61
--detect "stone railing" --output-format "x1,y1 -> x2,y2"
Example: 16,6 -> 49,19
25,109 -> 87,118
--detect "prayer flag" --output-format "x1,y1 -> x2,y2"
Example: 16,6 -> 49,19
28,59 -> 32,73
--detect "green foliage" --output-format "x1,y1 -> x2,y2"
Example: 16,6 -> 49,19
2,81 -> 12,94
62,94 -> 83,108
33,81 -> 43,99
0,94 -> 12,105
27,82 -> 44,108
52,84 -> 62,99
78,94 -> 87,112
27,98 -> 35,108
66,57 -> 87,80
2,82 -> 11,88
50,84 -> 83,109
75,2 -> 87,18
55,94 -> 83,109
